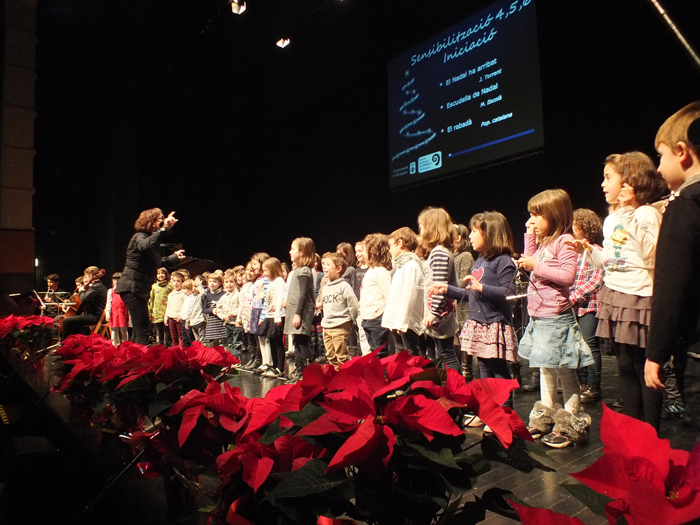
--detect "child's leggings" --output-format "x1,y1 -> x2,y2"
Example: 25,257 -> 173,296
540,368 -> 580,413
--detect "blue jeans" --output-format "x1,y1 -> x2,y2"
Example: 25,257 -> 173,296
576,312 -> 601,387
433,336 -> 461,372
362,316 -> 391,358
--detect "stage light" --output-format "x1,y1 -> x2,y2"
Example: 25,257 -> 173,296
231,0 -> 246,14
276,38 -> 290,48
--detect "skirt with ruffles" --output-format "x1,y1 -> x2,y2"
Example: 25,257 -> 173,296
459,319 -> 518,362
518,309 -> 594,369
595,285 -> 651,348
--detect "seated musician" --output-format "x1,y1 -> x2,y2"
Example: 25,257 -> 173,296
42,274 -> 66,318
60,267 -> 108,339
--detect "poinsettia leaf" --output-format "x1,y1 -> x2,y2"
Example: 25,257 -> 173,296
569,454 -> 632,501
241,453 -> 274,493
148,399 -> 173,419
402,441 -> 460,469
178,405 -> 206,447
560,481 -> 615,517
479,488 -> 523,520
524,439 -> 555,461
282,402 -> 326,427
155,382 -> 168,393
437,500 -> 486,525
258,417 -> 293,445
509,500 -> 585,525
599,404 -> 688,480
265,459 -> 348,503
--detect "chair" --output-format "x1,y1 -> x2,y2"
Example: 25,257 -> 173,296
90,310 -> 111,339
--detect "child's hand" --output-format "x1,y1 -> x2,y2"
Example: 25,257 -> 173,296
464,275 -> 483,293
618,183 -> 636,207
525,217 -> 536,235
431,283 -> 448,295
293,314 -> 301,328
565,239 -> 589,255
517,255 -> 536,272
258,319 -> 262,326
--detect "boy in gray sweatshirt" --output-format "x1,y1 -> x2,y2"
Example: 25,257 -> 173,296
321,252 -> 359,369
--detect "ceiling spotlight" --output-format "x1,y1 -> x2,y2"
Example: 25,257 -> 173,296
231,0 -> 246,14
276,38 -> 290,48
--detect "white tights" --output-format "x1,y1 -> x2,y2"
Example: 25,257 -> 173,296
259,336 -> 273,366
540,368 -> 580,413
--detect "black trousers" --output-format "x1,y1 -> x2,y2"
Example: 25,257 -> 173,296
120,291 -> 150,346
613,342 -> 662,431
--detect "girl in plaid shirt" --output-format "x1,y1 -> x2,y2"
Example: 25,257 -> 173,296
570,209 -> 604,402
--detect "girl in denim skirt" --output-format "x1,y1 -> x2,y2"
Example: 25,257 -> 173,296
518,189 -> 595,448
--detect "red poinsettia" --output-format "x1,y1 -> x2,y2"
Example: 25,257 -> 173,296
409,368 -> 530,448
168,381 -> 248,447
510,500 -> 585,525
0,315 -> 55,338
571,404 -> 700,525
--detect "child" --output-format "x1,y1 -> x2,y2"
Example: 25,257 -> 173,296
418,207 -> 461,372
453,223 -> 475,379
336,242 -> 357,286
202,273 -> 227,347
354,241 -> 371,355
284,237 -> 317,383
247,253 -> 270,372
217,270 -> 241,358
518,189 -> 594,448
321,252 -> 359,369
237,263 -> 256,368
164,271 -> 186,347
180,279 -> 205,345
645,101 -> 700,439
382,227 -> 424,355
149,267 -> 172,345
436,212 -> 518,407
105,272 -> 129,346
360,233 -> 393,358
576,153 -> 667,431
259,257 -> 287,377
570,209 -> 604,402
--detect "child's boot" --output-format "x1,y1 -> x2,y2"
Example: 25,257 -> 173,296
527,401 -> 559,439
542,409 -> 592,448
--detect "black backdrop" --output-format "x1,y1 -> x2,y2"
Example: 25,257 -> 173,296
33,0 -> 700,284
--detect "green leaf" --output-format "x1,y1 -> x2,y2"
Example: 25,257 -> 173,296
438,500 -> 487,525
258,417 -> 293,445
155,382 -> 168,393
478,487 -> 522,520
92,398 -> 110,416
560,481 -> 614,517
148,399 -> 173,419
282,403 -> 326,427
403,441 -> 461,469
265,459 -> 349,503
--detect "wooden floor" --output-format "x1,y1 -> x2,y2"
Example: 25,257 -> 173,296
231,352 -> 698,524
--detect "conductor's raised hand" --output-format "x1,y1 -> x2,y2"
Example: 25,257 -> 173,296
163,211 -> 178,229
174,249 -> 186,259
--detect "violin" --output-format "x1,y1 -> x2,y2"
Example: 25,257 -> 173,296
57,268 -> 105,333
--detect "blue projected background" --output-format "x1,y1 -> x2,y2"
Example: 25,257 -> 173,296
388,0 -> 544,188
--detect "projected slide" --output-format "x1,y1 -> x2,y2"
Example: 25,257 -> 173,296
388,0 -> 544,188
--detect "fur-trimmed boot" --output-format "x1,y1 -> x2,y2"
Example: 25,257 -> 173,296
542,408 -> 592,448
527,401 -> 560,439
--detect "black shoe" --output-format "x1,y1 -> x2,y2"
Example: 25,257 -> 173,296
661,398 -> 686,419
522,372 -> 540,392
315,356 -> 327,364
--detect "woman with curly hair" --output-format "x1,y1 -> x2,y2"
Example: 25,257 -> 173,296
115,208 -> 185,345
